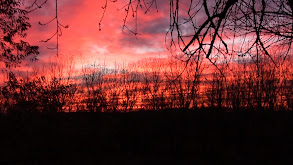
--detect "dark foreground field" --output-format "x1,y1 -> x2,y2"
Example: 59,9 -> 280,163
0,110 -> 293,165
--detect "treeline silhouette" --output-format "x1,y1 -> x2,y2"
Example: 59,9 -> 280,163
0,55 -> 292,114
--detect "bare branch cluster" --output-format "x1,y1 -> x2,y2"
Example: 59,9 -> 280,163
26,0 -> 49,12
168,0 -> 293,65
101,0 -> 293,65
99,0 -> 158,35
31,0 -> 68,56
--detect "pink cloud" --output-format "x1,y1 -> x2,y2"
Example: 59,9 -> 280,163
22,0 -> 170,71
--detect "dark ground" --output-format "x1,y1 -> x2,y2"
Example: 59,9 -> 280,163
0,110 -> 293,164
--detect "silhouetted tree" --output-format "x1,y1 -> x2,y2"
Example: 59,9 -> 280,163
82,62 -> 108,112
0,0 -> 39,67
120,72 -> 139,112
205,70 -> 226,110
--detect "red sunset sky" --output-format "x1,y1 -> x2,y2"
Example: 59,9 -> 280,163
23,0 -> 170,70
4,0 -> 287,80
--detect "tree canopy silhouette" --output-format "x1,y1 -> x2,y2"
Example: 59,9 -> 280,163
0,0 -> 39,67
